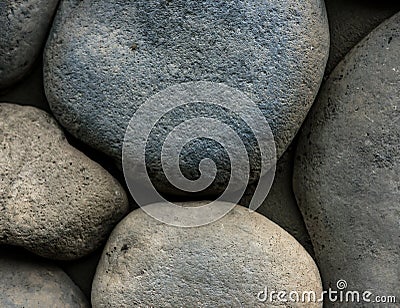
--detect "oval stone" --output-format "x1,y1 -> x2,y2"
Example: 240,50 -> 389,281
44,0 -> 329,196
92,203 -> 322,307
0,103 -> 129,260
293,12 -> 400,302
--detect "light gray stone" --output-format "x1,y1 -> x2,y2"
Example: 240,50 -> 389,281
0,251 -> 88,307
92,203 -> 322,307
0,0 -> 59,89
0,103 -> 129,260
44,0 -> 329,196
293,12 -> 400,306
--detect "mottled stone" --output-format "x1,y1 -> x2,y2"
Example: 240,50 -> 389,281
293,12 -> 400,306
0,103 -> 129,260
44,0 -> 329,195
0,0 -> 59,89
92,203 -> 322,307
0,251 -> 88,307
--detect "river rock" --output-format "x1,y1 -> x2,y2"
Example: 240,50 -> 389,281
0,0 -> 59,89
44,0 -> 329,196
293,12 -> 400,304
92,203 -> 322,307
0,251 -> 88,307
0,103 -> 129,260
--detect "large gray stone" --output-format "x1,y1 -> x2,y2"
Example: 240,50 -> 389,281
293,12 -> 400,306
241,145 -> 314,256
44,0 -> 329,196
92,203 -> 322,307
0,251 -> 88,307
0,103 -> 129,260
0,0 -> 59,89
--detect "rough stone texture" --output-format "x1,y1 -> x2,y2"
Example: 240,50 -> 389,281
92,203 -> 322,307
0,0 -> 59,89
324,0 -> 400,75
0,250 -> 89,307
293,13 -> 400,306
0,103 -> 129,260
241,145 -> 314,256
44,0 -> 329,195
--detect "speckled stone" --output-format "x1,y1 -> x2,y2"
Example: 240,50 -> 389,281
0,251 -> 89,307
92,203 -> 322,307
293,12 -> 400,305
44,0 -> 329,196
0,0 -> 59,89
0,103 -> 129,260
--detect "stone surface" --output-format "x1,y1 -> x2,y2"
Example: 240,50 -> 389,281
293,12 -> 400,305
0,103 -> 129,260
0,250 -> 89,307
0,0 -> 59,89
324,0 -> 400,75
92,203 -> 322,307
44,0 -> 329,195
241,145 -> 314,256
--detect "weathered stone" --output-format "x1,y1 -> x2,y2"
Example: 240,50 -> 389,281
293,12 -> 400,305
92,203 -> 322,307
0,0 -> 59,89
0,103 -> 129,260
0,250 -> 89,307
44,0 -> 329,195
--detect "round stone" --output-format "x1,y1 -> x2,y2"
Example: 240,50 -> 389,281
92,203 -> 322,307
0,103 -> 129,260
0,0 -> 59,89
44,0 -> 329,196
293,12 -> 400,300
0,251 -> 88,307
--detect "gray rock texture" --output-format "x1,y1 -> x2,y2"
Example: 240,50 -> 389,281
0,0 -> 59,89
92,203 -> 322,307
0,103 -> 129,260
293,12 -> 400,306
0,251 -> 88,307
44,0 -> 329,196
241,145 -> 314,256
325,0 -> 400,75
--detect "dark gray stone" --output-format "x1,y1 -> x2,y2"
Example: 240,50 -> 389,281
44,0 -> 329,196
0,0 -> 59,89
0,103 -> 129,260
0,251 -> 89,307
324,0 -> 400,75
92,203 -> 322,307
241,145 -> 314,256
293,12 -> 400,306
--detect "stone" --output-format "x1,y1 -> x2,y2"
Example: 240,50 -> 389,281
92,203 -> 322,307
44,0 -> 329,196
293,12 -> 400,304
0,103 -> 129,260
324,0 -> 400,75
240,145 -> 314,256
0,250 -> 89,307
0,0 -> 59,89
